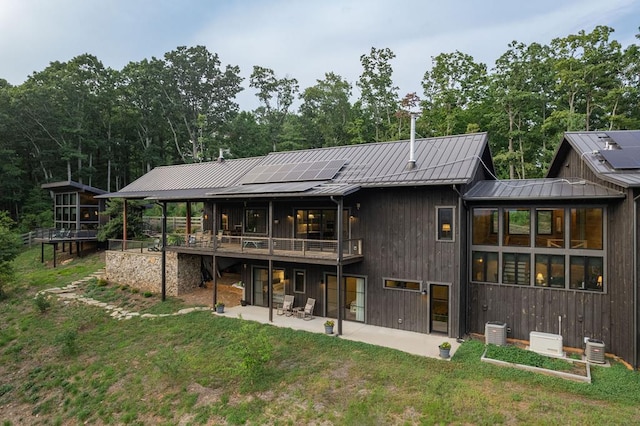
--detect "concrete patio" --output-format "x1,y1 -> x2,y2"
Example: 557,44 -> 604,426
216,304 -> 461,360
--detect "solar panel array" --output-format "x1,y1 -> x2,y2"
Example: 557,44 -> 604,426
239,159 -> 347,184
599,132 -> 640,170
606,131 -> 640,148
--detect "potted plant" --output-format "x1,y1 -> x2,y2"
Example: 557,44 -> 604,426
324,320 -> 335,334
215,302 -> 225,314
439,341 -> 451,359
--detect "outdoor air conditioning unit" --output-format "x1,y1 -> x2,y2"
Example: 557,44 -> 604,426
529,331 -> 564,357
585,339 -> 606,364
485,321 -> 507,346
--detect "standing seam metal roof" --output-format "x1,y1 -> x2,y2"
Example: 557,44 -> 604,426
103,133 -> 491,200
549,132 -> 640,188
464,178 -> 625,201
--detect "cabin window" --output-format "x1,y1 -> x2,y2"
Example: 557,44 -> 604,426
245,208 -> 267,234
383,278 -> 421,292
534,254 -> 565,288
502,253 -> 530,285
472,251 -> 498,283
569,256 -> 603,292
436,206 -> 455,241
293,269 -> 306,293
472,208 -> 498,245
504,209 -> 530,246
570,208 -> 603,250
535,208 -> 565,248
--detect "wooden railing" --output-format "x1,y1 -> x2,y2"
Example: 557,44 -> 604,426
108,239 -> 155,253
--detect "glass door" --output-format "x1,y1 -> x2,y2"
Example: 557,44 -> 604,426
252,268 -> 285,307
430,284 -> 449,333
326,275 -> 365,322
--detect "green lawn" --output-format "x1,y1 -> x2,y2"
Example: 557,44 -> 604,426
2,247 -> 640,425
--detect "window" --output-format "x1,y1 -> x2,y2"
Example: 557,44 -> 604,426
535,208 -> 565,248
383,278 -> 421,291
472,208 -> 498,245
437,207 -> 454,241
295,209 -> 346,240
504,209 -> 530,246
570,256 -> 603,292
535,254 -> 565,288
471,206 -> 605,292
293,270 -> 305,293
245,208 -> 267,234
502,253 -> 530,285
570,208 -> 602,249
472,251 -> 498,283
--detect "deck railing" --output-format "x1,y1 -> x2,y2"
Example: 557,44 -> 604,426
31,228 -> 98,241
165,234 -> 364,257
108,239 -> 154,253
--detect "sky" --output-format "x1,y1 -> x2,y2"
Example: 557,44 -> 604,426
0,0 -> 638,111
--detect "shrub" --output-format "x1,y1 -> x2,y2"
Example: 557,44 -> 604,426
143,291 -> 153,298
55,329 -> 79,357
34,293 -> 52,313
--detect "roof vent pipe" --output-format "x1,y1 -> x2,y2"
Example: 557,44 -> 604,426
218,148 -> 225,162
406,113 -> 417,170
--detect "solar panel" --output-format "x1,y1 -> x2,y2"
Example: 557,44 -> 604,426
605,131 -> 640,148
238,160 -> 346,184
600,148 -> 640,169
208,181 -> 321,195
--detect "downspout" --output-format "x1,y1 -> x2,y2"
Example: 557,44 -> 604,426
331,196 -> 344,336
269,201 -> 274,323
633,192 -> 640,368
212,202 -> 218,308
161,201 -> 167,301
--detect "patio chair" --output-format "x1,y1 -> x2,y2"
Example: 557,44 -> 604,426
277,294 -> 295,316
302,298 -> 316,320
148,238 -> 161,252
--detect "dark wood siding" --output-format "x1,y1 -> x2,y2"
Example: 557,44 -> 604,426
470,146 -> 636,364
347,187 -> 461,336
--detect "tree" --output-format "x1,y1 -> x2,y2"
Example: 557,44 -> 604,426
249,66 -> 299,151
97,199 -> 145,241
421,51 -> 487,136
0,211 -> 22,298
357,47 -> 399,142
162,46 -> 243,162
299,72 -> 353,148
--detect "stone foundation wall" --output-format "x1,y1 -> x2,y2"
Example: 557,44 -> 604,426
105,250 -> 202,296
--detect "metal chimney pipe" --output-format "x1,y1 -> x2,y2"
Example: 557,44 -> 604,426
406,113 -> 417,170
218,148 -> 225,162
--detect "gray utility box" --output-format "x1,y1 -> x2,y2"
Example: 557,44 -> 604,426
485,321 -> 507,346
585,339 -> 606,364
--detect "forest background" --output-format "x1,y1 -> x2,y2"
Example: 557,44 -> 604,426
1,25 -> 638,231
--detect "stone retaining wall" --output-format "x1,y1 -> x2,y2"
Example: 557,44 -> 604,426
105,250 -> 202,296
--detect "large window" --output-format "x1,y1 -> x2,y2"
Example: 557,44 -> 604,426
295,209 -> 348,240
245,208 -> 267,234
502,253 -> 530,285
472,251 -> 498,283
471,206 -> 605,292
472,208 -> 498,245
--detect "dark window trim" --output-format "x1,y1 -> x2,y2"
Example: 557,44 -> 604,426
382,277 -> 422,292
293,269 -> 306,294
436,206 -> 455,242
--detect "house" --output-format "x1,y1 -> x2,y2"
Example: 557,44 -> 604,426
101,129 -> 640,368
101,131 -> 493,338
38,180 -> 107,266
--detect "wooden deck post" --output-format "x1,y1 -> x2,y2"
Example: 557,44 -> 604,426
161,201 -> 167,301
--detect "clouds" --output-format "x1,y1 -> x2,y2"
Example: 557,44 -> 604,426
0,0 -> 638,110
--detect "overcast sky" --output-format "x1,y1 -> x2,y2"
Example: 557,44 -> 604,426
1,0 -> 638,110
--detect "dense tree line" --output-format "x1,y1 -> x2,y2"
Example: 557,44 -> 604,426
1,25 -> 638,229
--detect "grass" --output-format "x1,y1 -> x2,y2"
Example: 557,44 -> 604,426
484,343 -> 585,373
2,247 -> 640,424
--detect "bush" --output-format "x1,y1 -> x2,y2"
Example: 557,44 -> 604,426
55,329 -> 79,357
143,291 -> 153,298
34,293 -> 52,313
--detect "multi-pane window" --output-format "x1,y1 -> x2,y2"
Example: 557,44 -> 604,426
471,206 -> 605,292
